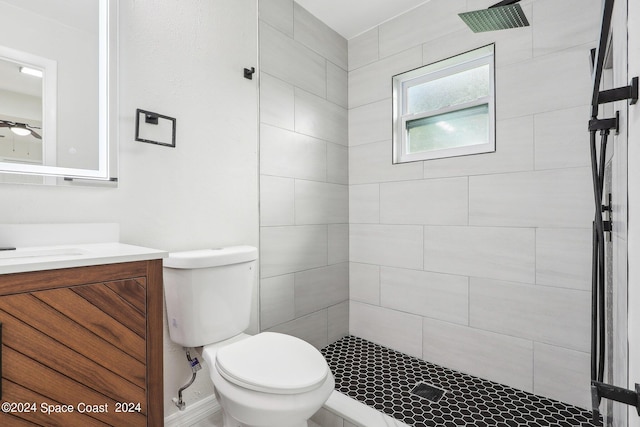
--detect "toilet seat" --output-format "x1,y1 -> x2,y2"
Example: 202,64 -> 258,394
215,332 -> 329,395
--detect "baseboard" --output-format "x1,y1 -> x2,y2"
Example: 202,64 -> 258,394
164,394 -> 221,427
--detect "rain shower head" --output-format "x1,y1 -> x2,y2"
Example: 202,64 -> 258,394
459,0 -> 530,33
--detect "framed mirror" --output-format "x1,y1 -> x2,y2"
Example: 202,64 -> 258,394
0,0 -> 117,184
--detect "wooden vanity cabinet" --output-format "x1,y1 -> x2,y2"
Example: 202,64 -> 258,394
0,260 -> 163,427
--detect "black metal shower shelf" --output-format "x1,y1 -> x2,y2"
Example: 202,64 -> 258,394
591,381 -> 640,418
596,77 -> 638,106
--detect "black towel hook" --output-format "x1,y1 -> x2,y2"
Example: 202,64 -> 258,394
244,67 -> 255,80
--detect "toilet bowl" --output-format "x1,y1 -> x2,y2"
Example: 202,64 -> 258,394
163,247 -> 334,427
202,332 -> 335,427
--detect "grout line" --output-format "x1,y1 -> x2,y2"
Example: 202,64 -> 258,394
467,276 -> 471,327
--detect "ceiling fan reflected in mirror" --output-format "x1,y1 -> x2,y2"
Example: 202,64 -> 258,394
0,119 -> 42,139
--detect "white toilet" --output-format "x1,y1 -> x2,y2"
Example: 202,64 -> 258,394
163,246 -> 335,427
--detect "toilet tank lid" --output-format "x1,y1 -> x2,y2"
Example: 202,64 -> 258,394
163,246 -> 257,269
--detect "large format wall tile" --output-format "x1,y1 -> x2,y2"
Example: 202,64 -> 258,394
533,342 -> 591,410
260,21 -> 326,97
259,72 -> 295,130
349,184 -> 380,224
343,0 -> 596,408
260,175 -> 295,226
423,318 -> 534,392
351,224 -> 423,270
381,267 -> 469,325
267,309 -> 328,349
295,88 -> 348,146
534,105 -> 591,170
259,3 -> 348,350
328,224 -> 349,265
260,274 -> 295,330
349,141 -> 423,184
258,0 -> 293,37
327,143 -> 348,184
349,47 -> 422,108
328,301 -> 349,344
295,263 -> 349,317
327,62 -> 348,108
350,301 -> 423,358
294,3 -> 347,70
536,228 -> 592,291
378,0 -> 466,59
349,99 -> 391,147
532,0 -> 600,57
422,116 -> 534,179
348,27 -> 378,71
469,278 -> 591,352
295,180 -> 348,225
350,262 -> 380,305
469,167 -> 593,228
496,46 -> 592,120
260,124 -> 327,181
379,178 -> 468,225
423,226 -> 535,284
261,225 -> 328,278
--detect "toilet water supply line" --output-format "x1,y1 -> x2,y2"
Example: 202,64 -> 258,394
589,0 -> 640,421
173,348 -> 202,411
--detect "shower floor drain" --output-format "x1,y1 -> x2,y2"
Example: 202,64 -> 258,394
321,336 -> 602,427
411,382 -> 445,403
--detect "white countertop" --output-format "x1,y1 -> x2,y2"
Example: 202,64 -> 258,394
0,242 -> 167,275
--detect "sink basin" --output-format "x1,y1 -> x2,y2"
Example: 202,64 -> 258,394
0,242 -> 166,275
0,247 -> 88,260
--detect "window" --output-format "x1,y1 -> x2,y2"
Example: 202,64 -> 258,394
392,44 -> 495,163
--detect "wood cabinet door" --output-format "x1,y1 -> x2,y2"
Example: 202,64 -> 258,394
0,279 -> 147,427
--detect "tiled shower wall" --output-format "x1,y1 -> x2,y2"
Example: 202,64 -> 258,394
348,0 -> 600,410
258,0 -> 349,348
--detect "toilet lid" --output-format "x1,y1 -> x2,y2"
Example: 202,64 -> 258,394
215,332 -> 329,395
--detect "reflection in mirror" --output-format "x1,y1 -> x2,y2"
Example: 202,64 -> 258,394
0,0 -> 116,185
0,49 -> 55,169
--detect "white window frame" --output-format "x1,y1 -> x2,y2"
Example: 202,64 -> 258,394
392,44 -> 496,164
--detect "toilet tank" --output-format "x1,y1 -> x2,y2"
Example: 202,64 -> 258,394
163,246 -> 258,347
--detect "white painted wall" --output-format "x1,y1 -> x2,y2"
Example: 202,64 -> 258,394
626,0 -> 640,425
0,0 -> 259,419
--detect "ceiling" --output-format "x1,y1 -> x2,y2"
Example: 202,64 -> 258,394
0,0 -> 97,35
0,0 -> 97,97
0,59 -> 42,97
295,0 -> 433,40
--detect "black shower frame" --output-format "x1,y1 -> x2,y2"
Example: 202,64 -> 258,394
588,0 -> 640,422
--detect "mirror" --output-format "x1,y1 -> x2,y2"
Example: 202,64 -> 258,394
0,0 -> 116,184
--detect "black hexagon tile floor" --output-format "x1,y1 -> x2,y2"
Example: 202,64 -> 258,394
321,336 -> 602,427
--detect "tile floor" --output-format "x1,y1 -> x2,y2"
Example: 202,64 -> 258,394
188,407 -> 324,427
321,336 -> 602,427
